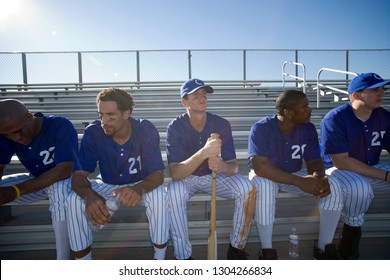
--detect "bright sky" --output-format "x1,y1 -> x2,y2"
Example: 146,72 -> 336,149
1,0 -> 389,52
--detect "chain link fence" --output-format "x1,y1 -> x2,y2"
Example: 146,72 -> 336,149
0,49 -> 389,85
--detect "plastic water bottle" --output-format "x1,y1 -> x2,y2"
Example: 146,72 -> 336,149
288,227 -> 299,258
89,192 -> 121,232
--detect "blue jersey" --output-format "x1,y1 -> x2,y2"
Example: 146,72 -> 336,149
248,115 -> 320,173
77,117 -> 164,185
166,112 -> 236,176
0,113 -> 78,177
320,103 -> 390,167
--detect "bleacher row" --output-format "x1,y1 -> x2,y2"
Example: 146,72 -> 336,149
1,82 -> 390,258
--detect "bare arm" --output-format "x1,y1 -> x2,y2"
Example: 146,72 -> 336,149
18,161 -> 73,195
208,157 -> 238,176
71,169 -> 109,226
250,155 -> 328,197
0,164 -> 5,180
306,158 -> 326,177
331,152 -> 388,181
0,161 -> 73,205
169,137 -> 221,180
117,170 -> 164,207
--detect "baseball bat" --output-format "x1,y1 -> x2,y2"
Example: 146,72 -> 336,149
207,133 -> 219,260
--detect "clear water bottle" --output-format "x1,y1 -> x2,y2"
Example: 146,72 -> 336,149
89,192 -> 121,232
288,227 -> 299,258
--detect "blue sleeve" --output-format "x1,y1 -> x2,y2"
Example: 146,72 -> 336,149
303,124 -> 321,161
52,118 -> 78,165
320,113 -> 349,155
139,120 -> 165,176
76,127 -> 99,173
248,121 -> 270,159
166,120 -> 186,164
0,136 -> 14,165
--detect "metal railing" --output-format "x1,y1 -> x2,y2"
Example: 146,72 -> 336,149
282,61 -> 307,93
316,68 -> 358,108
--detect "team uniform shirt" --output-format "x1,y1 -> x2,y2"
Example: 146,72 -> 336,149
248,115 -> 320,173
166,112 -> 236,176
0,112 -> 78,177
320,103 -> 390,168
77,117 -> 164,185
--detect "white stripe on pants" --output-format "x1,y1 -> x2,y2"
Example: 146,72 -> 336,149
326,163 -> 390,226
249,169 -> 343,226
0,173 -> 71,259
66,180 -> 169,252
167,173 -> 254,260
0,173 -> 70,221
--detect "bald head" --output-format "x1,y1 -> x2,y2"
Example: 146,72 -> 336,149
0,99 -> 29,122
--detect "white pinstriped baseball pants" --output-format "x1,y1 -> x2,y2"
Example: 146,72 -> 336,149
249,169 -> 344,226
326,163 -> 390,227
66,180 -> 169,252
167,173 -> 254,260
0,173 -> 70,221
0,173 -> 71,259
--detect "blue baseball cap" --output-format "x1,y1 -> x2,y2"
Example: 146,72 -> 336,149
180,78 -> 214,98
348,73 -> 390,94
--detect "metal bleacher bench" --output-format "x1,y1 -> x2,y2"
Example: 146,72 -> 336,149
1,82 -> 390,254
2,149 -> 390,252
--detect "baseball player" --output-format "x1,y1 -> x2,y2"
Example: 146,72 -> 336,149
66,88 -> 168,260
320,72 -> 390,259
248,90 -> 343,260
166,78 -> 256,260
0,99 -> 78,260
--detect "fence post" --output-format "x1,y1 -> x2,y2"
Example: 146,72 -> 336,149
78,52 -> 83,88
22,53 -> 28,85
243,50 -> 246,82
346,50 -> 349,81
136,51 -> 140,83
295,50 -> 298,88
188,50 -> 192,79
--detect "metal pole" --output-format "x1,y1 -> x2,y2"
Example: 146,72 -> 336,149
78,52 -> 83,88
243,50 -> 246,81
188,50 -> 192,79
295,50 -> 298,87
22,53 -> 28,85
136,51 -> 140,83
346,50 -> 349,81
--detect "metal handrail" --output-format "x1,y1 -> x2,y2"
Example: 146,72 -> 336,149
316,68 -> 358,108
282,61 -> 307,93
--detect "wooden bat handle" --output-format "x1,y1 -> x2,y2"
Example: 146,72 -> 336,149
210,132 -> 220,178
208,132 -> 219,260
210,133 -> 220,140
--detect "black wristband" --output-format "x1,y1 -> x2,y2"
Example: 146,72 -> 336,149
385,171 -> 389,182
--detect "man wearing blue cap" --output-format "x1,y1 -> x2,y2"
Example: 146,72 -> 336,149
166,78 -> 256,260
320,72 -> 390,259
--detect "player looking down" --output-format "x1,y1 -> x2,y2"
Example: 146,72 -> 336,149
0,99 -> 78,260
66,88 -> 169,260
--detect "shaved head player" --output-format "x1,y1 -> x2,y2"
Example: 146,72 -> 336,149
0,99 -> 78,259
